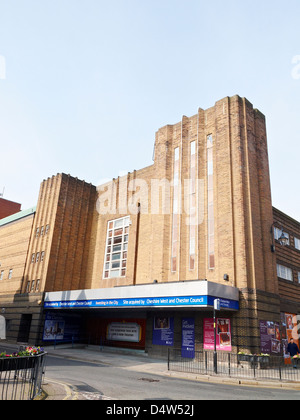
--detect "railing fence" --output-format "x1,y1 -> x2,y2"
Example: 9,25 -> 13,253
0,352 -> 46,400
168,349 -> 300,383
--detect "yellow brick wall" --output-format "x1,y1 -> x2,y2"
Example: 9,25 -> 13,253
86,95 -> 277,295
0,215 -> 34,294
3,95 -> 277,299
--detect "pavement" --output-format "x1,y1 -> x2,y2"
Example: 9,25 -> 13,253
1,341 -> 300,399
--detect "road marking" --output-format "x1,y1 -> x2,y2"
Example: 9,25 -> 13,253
79,392 -> 115,400
45,378 -> 76,400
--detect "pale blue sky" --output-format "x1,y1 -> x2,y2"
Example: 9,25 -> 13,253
0,0 -> 299,220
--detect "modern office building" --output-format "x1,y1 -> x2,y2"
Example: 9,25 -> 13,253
0,95 -> 299,358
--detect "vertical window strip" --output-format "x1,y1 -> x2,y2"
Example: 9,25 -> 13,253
207,134 -> 215,269
103,216 -> 130,279
171,148 -> 180,272
189,141 -> 196,270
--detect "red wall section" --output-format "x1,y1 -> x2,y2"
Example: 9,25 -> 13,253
0,198 -> 21,219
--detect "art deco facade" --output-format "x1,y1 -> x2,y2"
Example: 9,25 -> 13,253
0,95 -> 299,357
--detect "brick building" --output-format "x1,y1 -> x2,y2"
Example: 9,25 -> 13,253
0,95 -> 299,358
0,197 -> 21,220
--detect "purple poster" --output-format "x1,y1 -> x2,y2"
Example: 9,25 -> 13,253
259,320 -> 281,354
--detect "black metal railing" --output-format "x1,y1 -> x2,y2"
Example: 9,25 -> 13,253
168,349 -> 300,383
0,352 -> 47,400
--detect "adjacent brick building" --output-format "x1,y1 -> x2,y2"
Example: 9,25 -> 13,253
0,198 -> 21,220
0,95 -> 299,358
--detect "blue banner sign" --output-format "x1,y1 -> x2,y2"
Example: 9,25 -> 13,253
44,295 -> 239,310
181,318 -> 195,358
152,317 -> 174,346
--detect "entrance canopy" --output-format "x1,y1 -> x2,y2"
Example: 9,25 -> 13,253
44,280 -> 239,311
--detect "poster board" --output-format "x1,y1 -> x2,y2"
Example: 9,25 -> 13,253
152,317 -> 174,346
203,318 -> 232,351
260,313 -> 299,364
259,321 -> 281,354
181,318 -> 195,358
107,322 -> 141,343
281,313 -> 299,364
43,312 -> 81,341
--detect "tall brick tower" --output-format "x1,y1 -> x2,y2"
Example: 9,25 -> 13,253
153,95 -> 279,352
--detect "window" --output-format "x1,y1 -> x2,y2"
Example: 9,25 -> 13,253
36,227 -> 39,238
30,280 -> 35,292
8,269 -> 13,279
171,148 -> 180,272
36,279 -> 40,291
207,134 -> 215,269
298,272 -> 300,284
295,237 -> 300,250
274,227 -> 290,245
40,226 -> 44,236
189,141 -> 196,270
26,281 -> 30,293
31,253 -> 35,263
0,270 -> 4,281
45,224 -> 50,234
277,264 -> 293,281
41,251 -> 45,262
103,216 -> 130,279
36,252 -> 40,263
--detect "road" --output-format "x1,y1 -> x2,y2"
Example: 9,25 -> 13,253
44,354 -> 300,400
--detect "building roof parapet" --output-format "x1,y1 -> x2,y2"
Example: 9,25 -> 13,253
0,206 -> 36,227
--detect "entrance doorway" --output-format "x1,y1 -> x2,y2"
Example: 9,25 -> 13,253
17,314 -> 32,343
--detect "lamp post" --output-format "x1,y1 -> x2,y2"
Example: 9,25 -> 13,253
213,298 -> 220,374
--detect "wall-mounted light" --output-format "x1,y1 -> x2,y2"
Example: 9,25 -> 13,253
271,224 -> 289,252
278,231 -> 289,247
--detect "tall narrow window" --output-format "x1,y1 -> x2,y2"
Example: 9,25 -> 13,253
171,148 -> 180,272
103,216 -> 130,279
207,134 -> 215,269
189,141 -> 196,270
36,279 -> 40,291
30,280 -> 35,292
